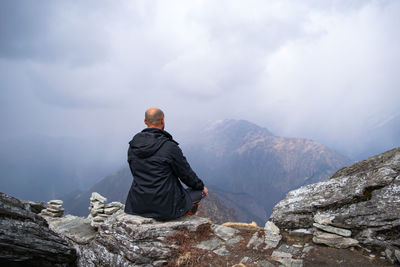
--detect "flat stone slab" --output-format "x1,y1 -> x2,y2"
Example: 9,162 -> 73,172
213,225 -> 239,241
314,214 -> 332,225
313,223 -> 351,237
196,238 -> 223,251
312,231 -> 359,249
226,235 -> 243,245
49,200 -> 63,205
105,202 -> 124,208
90,192 -> 107,203
45,215 -> 97,244
213,245 -> 231,256
104,206 -> 122,215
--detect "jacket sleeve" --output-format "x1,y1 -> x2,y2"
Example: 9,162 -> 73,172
169,143 -> 205,190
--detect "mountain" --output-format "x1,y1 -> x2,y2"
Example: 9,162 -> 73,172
184,119 -> 352,218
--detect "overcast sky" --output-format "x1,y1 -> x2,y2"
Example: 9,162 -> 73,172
1,0 -> 399,151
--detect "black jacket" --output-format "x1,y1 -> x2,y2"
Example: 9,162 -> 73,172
124,128 -> 204,221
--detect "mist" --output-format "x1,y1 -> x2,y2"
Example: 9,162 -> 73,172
1,0 -> 399,200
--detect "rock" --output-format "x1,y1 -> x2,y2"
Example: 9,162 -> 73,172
90,192 -> 107,203
247,231 -> 264,250
264,230 -> 282,249
49,199 -> 63,205
47,207 -> 65,213
47,203 -> 62,209
226,235 -> 243,245
105,201 -> 124,208
313,223 -> 351,237
196,238 -> 223,250
312,231 -> 359,248
264,221 -> 280,234
213,225 -> 239,241
275,244 -> 303,257
271,250 -> 303,267
288,229 -> 312,237
44,215 -> 97,244
0,192 -> 76,266
314,214 -> 332,225
104,206 -> 122,215
256,260 -> 275,267
90,207 -> 104,217
271,148 -> 400,250
264,221 -> 282,249
22,200 -> 46,214
241,256 -> 250,263
301,244 -> 314,258
40,199 -> 65,218
213,245 -> 231,256
395,249 -> 400,263
46,211 -> 211,266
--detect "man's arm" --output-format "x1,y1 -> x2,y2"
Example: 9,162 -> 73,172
169,143 -> 205,191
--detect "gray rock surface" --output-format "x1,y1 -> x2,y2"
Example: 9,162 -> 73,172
213,245 -> 231,256
22,200 -> 46,214
196,238 -> 223,250
395,249 -> 400,263
46,210 -> 211,266
271,147 -> 400,249
213,224 -> 239,241
0,192 -> 77,266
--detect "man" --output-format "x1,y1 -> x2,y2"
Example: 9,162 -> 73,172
124,108 -> 208,221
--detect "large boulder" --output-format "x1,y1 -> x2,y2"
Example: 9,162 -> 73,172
0,192 -> 77,266
46,209 -> 211,266
270,147 -> 400,249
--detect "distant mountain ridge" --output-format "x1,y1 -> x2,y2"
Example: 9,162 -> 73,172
65,119 -> 352,224
184,119 -> 352,218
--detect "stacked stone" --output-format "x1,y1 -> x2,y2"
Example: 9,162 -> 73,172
312,214 -> 359,249
40,200 -> 64,217
88,192 -> 124,229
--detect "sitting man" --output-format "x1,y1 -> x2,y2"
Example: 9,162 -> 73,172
124,107 -> 208,221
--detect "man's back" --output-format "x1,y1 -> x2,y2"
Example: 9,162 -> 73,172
124,127 -> 205,221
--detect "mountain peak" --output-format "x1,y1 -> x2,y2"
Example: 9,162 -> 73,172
205,119 -> 274,137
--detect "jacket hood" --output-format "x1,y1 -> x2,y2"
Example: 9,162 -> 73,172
129,128 -> 176,158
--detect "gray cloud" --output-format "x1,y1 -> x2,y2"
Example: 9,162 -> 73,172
0,0 -> 399,157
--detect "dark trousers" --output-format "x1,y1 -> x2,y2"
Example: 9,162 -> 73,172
184,188 -> 203,215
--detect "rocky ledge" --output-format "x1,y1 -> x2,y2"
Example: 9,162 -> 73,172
0,192 -> 77,266
1,148 -> 400,266
271,147 -> 400,264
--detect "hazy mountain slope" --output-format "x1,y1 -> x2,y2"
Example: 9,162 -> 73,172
354,113 -> 400,160
184,119 -> 352,217
0,134 -> 123,202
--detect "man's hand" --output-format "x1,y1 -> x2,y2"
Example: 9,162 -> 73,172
202,186 -> 209,198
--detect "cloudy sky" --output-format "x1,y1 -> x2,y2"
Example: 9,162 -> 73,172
1,0 -> 400,155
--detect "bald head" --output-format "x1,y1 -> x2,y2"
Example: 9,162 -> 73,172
145,108 -> 165,129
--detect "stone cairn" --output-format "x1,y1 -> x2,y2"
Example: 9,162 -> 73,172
40,200 -> 64,217
88,192 -> 124,229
